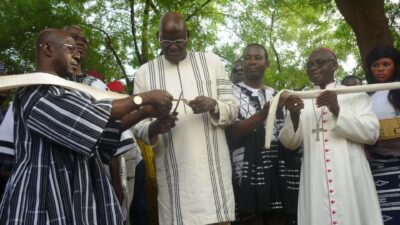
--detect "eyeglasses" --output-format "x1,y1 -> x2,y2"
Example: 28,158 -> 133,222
159,37 -> 187,46
305,59 -> 335,70
61,43 -> 78,53
39,42 -> 78,54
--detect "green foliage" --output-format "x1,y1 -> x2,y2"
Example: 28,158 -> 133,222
0,0 -> 396,92
215,0 -> 363,90
0,0 -> 86,74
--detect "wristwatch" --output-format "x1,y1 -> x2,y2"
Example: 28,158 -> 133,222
133,95 -> 143,106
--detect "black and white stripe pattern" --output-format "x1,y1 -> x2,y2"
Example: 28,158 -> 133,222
135,52 -> 236,224
0,85 -> 125,225
192,52 -> 230,221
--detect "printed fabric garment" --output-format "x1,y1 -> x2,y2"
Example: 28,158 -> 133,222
279,82 -> 383,225
228,83 -> 282,214
0,73 -> 131,159
134,52 -> 237,225
0,108 -> 5,124
0,85 -> 130,225
369,90 -> 400,225
0,107 -> 12,199
227,82 -> 301,219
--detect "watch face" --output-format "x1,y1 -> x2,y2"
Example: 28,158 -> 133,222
134,96 -> 143,105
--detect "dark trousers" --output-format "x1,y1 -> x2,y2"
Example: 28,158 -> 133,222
233,211 -> 297,225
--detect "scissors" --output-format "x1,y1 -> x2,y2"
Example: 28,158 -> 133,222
171,91 -> 183,114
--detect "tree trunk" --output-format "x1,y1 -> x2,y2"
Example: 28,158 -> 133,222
140,0 -> 151,64
130,0 -> 143,65
334,0 -> 393,71
269,9 -> 281,75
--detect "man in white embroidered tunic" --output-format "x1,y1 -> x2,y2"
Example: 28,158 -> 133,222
278,48 -> 383,225
0,29 -> 173,225
133,13 -> 237,225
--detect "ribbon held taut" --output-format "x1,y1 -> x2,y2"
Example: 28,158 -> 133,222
2,73 -> 400,148
0,72 -> 129,100
264,82 -> 400,148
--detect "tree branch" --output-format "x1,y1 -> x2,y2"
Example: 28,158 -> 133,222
87,24 -> 129,85
140,0 -> 151,64
149,0 -> 160,15
187,0 -> 213,21
129,0 -> 143,65
268,9 -> 282,74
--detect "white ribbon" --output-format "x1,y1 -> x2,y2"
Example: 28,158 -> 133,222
0,72 -> 133,157
0,72 -> 129,100
2,73 -> 400,149
265,82 -> 400,148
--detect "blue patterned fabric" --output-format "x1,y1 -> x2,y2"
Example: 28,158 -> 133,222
369,152 -> 400,225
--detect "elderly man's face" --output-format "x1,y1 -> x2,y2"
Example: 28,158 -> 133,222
306,50 -> 337,87
159,26 -> 188,64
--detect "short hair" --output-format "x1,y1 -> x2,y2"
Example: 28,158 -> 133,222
62,25 -> 83,32
365,45 -> 400,84
341,75 -> 362,86
243,43 -> 268,61
231,59 -> 243,71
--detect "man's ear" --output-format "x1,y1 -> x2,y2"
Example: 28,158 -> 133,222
42,43 -> 53,57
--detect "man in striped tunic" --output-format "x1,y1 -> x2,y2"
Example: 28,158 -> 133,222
134,12 -> 237,225
0,29 -> 173,225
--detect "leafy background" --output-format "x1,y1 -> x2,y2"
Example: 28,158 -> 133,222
0,0 -> 399,94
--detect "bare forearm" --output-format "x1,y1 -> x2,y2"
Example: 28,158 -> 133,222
120,108 -> 149,131
110,96 -> 137,120
228,110 -> 267,139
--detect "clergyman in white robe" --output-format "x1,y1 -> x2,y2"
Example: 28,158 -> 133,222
278,82 -> 383,225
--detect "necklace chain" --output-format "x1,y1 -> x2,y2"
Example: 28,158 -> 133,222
312,99 -> 323,124
311,99 -> 324,141
310,82 -> 337,141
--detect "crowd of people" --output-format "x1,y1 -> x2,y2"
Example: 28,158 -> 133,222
0,11 -> 400,225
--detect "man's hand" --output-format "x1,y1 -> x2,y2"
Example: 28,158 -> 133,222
284,95 -> 303,132
261,101 -> 270,116
148,113 -> 179,138
316,90 -> 340,117
139,105 -> 169,118
285,95 -> 304,114
188,96 -> 217,114
138,90 -> 173,116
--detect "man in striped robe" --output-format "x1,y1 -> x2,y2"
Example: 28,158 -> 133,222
0,29 -> 173,225
134,12 -> 238,225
